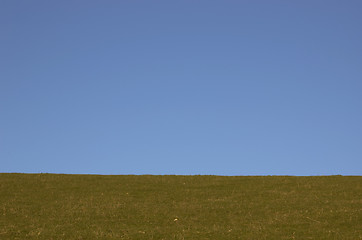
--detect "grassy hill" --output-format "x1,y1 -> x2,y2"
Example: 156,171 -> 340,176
0,173 -> 361,239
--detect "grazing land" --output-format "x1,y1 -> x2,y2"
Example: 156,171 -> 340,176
0,173 -> 361,239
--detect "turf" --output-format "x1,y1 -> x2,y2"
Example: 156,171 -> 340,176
0,173 -> 361,239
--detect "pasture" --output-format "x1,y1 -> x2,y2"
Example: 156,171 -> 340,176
0,173 -> 361,239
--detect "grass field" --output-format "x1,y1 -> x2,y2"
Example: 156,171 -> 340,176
0,173 -> 361,239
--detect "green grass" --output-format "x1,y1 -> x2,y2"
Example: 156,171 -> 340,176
0,174 -> 361,239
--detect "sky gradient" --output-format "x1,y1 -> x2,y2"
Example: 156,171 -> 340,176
1,1 -> 362,175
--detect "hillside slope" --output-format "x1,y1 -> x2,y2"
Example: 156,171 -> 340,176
0,174 -> 361,239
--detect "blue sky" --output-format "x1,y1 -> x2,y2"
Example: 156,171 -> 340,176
1,1 -> 361,175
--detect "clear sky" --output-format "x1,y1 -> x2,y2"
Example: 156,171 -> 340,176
1,1 -> 361,175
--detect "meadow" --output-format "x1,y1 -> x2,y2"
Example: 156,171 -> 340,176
0,173 -> 361,239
